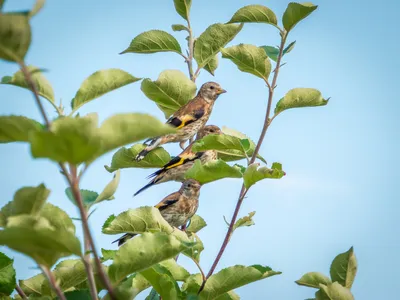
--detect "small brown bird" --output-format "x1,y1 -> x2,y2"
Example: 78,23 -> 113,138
135,82 -> 226,161
113,179 -> 201,246
134,125 -> 221,196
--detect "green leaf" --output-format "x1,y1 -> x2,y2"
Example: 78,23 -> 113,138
39,203 -> 76,234
315,289 -> 330,300
215,291 -> 241,300
0,116 -> 42,144
105,144 -> 171,172
233,211 -> 255,231
243,162 -> 285,189
330,247 -> 357,289
141,70 -> 197,118
71,69 -> 141,111
159,259 -> 190,281
192,133 -> 248,155
1,66 -> 55,103
0,252 -> 16,296
295,272 -> 331,288
121,30 -> 182,55
194,23 -> 243,69
182,232 -> 203,262
65,188 -> 98,207
94,170 -> 120,204
19,273 -> 46,296
64,290 -> 91,300
203,55 -> 218,76
173,0 -> 191,21
0,13 -> 31,62
106,273 -> 149,300
283,40 -> 296,55
0,215 -> 81,267
274,88 -> 329,115
11,184 -> 49,216
228,5 -> 277,26
171,24 -> 189,32
186,215 -> 207,233
0,202 -> 12,227
29,0 -> 45,18
108,232 -> 190,283
260,46 -> 278,62
140,264 -> 181,300
282,2 -> 318,32
184,159 -> 243,185
101,248 -> 117,262
221,43 -> 271,80
146,288 -> 160,300
319,282 -> 354,300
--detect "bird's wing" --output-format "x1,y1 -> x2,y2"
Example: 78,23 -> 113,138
166,97 -> 206,129
161,144 -> 203,170
155,192 -> 180,211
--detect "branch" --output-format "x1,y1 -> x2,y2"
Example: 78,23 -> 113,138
15,285 -> 28,300
40,265 -> 66,300
202,31 -> 288,286
185,18 -> 196,82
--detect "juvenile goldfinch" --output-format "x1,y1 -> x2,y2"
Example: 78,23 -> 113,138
133,125 -> 221,196
135,82 -> 226,161
113,179 -> 201,246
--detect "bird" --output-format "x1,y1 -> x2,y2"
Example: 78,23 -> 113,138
113,179 -> 202,246
133,125 -> 221,197
134,82 -> 226,161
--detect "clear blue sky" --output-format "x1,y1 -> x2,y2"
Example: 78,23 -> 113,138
1,0 -> 399,299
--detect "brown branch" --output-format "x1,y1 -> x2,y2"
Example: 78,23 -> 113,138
15,285 -> 28,300
40,265 -> 66,300
202,31 -> 288,288
186,18 -> 196,82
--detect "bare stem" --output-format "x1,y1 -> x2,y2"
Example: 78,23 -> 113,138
186,18 -> 196,82
40,265 -> 66,300
202,31 -> 288,286
15,285 -> 28,300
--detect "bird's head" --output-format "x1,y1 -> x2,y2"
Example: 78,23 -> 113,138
181,179 -> 201,197
196,125 -> 222,140
198,82 -> 226,102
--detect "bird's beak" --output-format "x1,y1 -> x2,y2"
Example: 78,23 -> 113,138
216,88 -> 227,95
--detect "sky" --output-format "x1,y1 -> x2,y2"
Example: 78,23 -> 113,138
1,0 -> 399,299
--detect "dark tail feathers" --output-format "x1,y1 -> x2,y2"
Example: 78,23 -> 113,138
133,178 -> 157,197
112,233 -> 136,247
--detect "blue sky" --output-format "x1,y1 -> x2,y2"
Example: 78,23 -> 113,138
1,0 -> 399,299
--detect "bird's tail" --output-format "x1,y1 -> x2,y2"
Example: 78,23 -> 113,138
112,233 -> 136,247
134,137 -> 162,162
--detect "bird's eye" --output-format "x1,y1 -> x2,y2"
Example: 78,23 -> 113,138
210,86 -> 215,90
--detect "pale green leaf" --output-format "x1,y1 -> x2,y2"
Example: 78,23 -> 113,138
194,23 -> 243,68
173,0 -> 191,21
330,247 -> 357,289
1,66 -> 55,103
121,30 -> 182,55
95,170 -> 120,204
283,40 -> 296,55
0,252 -> 16,296
186,215 -> 207,233
184,159 -> 243,185
0,202 -> 12,227
233,211 -> 255,231
274,88 -> 329,115
0,116 -> 42,144
105,144 -> 171,172
192,133 -> 247,154
29,0 -> 45,18
182,232 -> 203,262
101,248 -> 117,262
39,203 -> 76,234
171,24 -> 189,32
260,46 -> 278,62
228,5 -> 277,26
295,272 -> 332,288
0,14 -> 31,62
319,282 -> 354,300
19,273 -> 46,296
203,55 -> 218,76
11,184 -> 49,216
141,70 -> 197,118
283,2 -> 318,32
215,291 -> 241,300
71,69 -> 140,110
243,162 -> 285,189
105,273 -> 149,300
65,188 -> 98,207
159,259 -> 190,281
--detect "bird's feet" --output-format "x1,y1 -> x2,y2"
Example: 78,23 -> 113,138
179,140 -> 187,150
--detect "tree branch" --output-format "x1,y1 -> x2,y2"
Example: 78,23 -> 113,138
186,18 -> 195,82
40,265 -> 66,300
15,285 -> 28,300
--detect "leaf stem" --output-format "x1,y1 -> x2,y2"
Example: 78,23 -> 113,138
40,265 -> 66,300
202,31 -> 288,287
186,18 -> 196,82
15,285 -> 28,300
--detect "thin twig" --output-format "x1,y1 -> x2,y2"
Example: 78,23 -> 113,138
40,265 -> 66,300
186,18 -> 196,82
15,285 -> 28,300
201,31 -> 289,289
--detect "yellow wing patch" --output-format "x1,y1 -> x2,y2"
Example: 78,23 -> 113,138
176,114 -> 196,129
165,157 -> 185,169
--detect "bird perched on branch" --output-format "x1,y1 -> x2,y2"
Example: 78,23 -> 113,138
113,179 -> 201,246
134,125 -> 221,196
134,82 -> 226,161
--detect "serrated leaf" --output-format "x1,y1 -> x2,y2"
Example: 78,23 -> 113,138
330,247 -> 357,289
233,211 -> 255,231
71,69 -> 141,111
95,170 -> 120,204
0,215 -> 81,267
0,252 -> 16,296
173,0 -> 191,21
19,273 -> 46,296
319,282 -> 354,300
203,55 -> 218,76
0,116 -> 42,144
171,24 -> 188,32
274,88 -> 329,115
295,272 -> 331,288
228,5 -> 277,26
141,70 -> 197,118
65,188 -> 98,207
260,46 -> 278,62
105,144 -> 171,172
186,215 -> 207,233
108,232 -> 190,283
222,43 -> 271,81
1,66 -> 54,103
283,2 -> 318,32
0,13 -> 31,62
121,30 -> 182,55
194,23 -> 243,69
243,162 -> 285,189
184,159 -> 243,185
283,40 -> 296,55
11,184 -> 49,216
